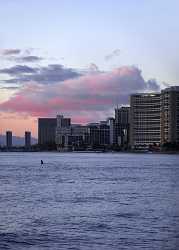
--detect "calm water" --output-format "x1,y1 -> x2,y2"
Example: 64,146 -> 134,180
0,152 -> 179,250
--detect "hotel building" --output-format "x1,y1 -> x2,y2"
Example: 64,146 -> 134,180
130,93 -> 161,148
161,86 -> 179,145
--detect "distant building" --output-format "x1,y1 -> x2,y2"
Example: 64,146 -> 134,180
56,115 -> 71,128
6,131 -> 12,148
87,121 -> 110,147
115,107 -> 130,147
56,116 -> 90,150
107,118 -> 115,145
71,124 -> 89,146
56,115 -> 72,150
56,115 -> 110,150
38,118 -> 57,146
25,131 -> 31,149
161,86 -> 179,145
130,93 -> 161,149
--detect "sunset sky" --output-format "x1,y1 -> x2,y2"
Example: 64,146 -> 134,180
0,0 -> 179,137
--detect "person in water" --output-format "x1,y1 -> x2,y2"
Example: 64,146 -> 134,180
41,160 -> 44,165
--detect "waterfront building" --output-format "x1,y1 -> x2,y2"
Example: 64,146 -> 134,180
161,86 -> 179,145
56,115 -> 91,150
6,131 -> 12,148
130,93 -> 161,149
56,115 -> 71,128
56,115 -> 111,150
56,115 -> 72,150
107,118 -> 115,145
115,106 -> 130,147
99,121 -> 110,146
25,131 -> 31,149
87,121 -> 110,148
38,118 -> 57,146
71,124 -> 89,146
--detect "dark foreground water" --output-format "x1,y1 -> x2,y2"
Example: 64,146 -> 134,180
0,152 -> 179,250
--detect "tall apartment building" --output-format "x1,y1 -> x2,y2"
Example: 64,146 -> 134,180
161,86 -> 179,145
6,131 -> 12,148
25,131 -> 31,149
38,118 -> 57,145
115,106 -> 130,146
130,93 -> 161,148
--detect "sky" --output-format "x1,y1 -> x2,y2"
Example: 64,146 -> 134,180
0,0 -> 179,137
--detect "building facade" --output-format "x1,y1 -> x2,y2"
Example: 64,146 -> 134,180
6,131 -> 12,148
87,122 -> 110,148
130,93 -> 161,148
107,118 -> 115,145
161,86 -> 179,145
56,115 -> 72,150
38,118 -> 57,146
115,107 -> 130,147
25,131 -> 31,149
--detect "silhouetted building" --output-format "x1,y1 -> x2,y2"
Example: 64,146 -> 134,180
161,86 -> 179,145
115,107 -> 130,147
25,131 -> 31,149
107,118 -> 115,145
130,93 -> 161,149
38,118 -> 57,146
87,121 -> 110,147
6,131 -> 12,148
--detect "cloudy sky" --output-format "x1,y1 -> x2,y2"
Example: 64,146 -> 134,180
0,0 -> 179,137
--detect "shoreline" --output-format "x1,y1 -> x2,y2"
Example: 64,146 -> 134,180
0,150 -> 179,154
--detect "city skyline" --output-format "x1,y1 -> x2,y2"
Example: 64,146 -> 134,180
0,0 -> 179,137
1,85 -> 179,151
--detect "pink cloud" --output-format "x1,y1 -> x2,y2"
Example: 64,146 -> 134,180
0,95 -> 51,116
0,66 -> 160,128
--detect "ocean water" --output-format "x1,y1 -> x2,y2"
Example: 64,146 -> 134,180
0,152 -> 179,250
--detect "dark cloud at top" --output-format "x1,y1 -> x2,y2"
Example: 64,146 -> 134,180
0,64 -> 82,84
0,48 -> 43,63
105,49 -> 120,61
1,49 -> 21,56
0,65 -> 37,76
26,64 -> 81,84
15,56 -> 43,63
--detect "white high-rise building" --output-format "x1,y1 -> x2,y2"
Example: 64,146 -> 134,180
130,93 -> 161,149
